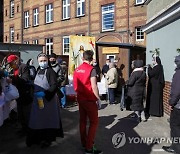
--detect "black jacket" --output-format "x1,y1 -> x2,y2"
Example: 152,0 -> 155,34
169,68 -> 180,107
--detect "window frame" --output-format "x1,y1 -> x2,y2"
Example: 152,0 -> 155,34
135,0 -> 145,5
10,27 -> 14,43
10,0 -> 14,18
136,27 -> 144,41
101,3 -> 115,32
45,3 -> 53,24
24,11 -> 30,28
33,8 -> 39,26
77,0 -> 85,17
63,36 -> 70,55
62,0 -> 70,20
33,39 -> 39,44
45,38 -> 53,55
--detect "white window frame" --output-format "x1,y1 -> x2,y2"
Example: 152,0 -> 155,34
77,0 -> 85,17
46,3 -> 53,23
24,41 -> 29,44
24,11 -> 29,28
33,8 -> 39,26
10,27 -> 14,43
10,0 -> 14,18
102,4 -> 115,32
136,0 -> 145,5
45,38 -> 53,55
63,36 -> 70,55
33,39 -> 39,44
106,55 -> 115,62
63,0 -> 70,19
136,27 -> 144,41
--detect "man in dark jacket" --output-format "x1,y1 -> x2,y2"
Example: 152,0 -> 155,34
162,55 -> 180,154
102,59 -> 110,76
7,55 -> 32,134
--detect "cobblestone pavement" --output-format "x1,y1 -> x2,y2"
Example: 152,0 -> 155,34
0,101 -> 171,154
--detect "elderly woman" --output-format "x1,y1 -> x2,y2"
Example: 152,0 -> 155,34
127,60 -> 146,122
26,53 -> 63,148
106,62 -> 118,104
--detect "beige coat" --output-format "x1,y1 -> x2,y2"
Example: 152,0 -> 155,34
106,67 -> 118,88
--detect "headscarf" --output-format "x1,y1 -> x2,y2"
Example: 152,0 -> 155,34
175,55 -> 180,69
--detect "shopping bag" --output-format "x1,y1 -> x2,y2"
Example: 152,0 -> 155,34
4,84 -> 19,102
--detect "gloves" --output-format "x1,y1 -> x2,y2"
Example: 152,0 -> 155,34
97,99 -> 102,110
4,71 -> 9,77
34,91 -> 45,98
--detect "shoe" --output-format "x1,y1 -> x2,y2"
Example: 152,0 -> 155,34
85,145 -> 103,154
162,146 -> 177,153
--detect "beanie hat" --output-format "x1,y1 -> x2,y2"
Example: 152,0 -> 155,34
7,55 -> 18,63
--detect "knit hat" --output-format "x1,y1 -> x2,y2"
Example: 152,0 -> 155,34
7,55 -> 18,63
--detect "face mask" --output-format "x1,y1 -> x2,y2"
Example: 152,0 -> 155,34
39,61 -> 48,69
93,62 -> 97,66
50,61 -> 56,65
106,63 -> 109,65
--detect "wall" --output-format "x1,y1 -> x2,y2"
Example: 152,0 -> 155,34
147,0 -> 178,21
146,19 -> 180,82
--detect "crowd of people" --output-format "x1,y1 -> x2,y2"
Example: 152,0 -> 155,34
0,50 -> 179,154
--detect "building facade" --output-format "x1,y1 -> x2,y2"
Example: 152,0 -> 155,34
4,0 -> 147,80
143,0 -> 180,115
0,0 -> 3,42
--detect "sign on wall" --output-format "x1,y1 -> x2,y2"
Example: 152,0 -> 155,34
69,35 -> 96,75
102,47 -> 119,54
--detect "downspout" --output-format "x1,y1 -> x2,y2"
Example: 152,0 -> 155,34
21,0 -> 24,43
87,0 -> 90,36
127,0 -> 130,43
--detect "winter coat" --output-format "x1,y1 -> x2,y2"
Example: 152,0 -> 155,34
127,68 -> 146,111
106,67 -> 118,88
169,68 -> 180,108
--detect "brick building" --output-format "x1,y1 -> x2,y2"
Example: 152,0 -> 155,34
0,0 -> 3,42
3,0 -> 147,80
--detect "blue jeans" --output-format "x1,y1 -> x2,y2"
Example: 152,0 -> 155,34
108,88 -> 115,104
60,87 -> 66,107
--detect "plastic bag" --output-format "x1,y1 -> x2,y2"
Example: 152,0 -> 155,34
4,84 -> 19,102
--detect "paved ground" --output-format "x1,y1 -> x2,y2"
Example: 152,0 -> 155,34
0,101 -> 172,154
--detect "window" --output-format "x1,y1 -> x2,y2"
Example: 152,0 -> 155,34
17,33 -> 19,40
6,9 -> 7,16
24,41 -> 29,44
63,36 -> 70,55
24,11 -> 29,28
77,0 -> 85,17
10,27 -> 14,43
17,5 -> 19,12
62,0 -> 70,19
33,8 -> 39,26
136,27 -> 144,41
33,39 -> 39,44
10,0 -> 14,18
45,38 -> 53,55
46,3 -> 53,23
135,0 -> 144,5
102,4 -> 114,32
106,55 -> 115,62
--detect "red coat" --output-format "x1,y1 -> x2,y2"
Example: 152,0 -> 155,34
73,62 -> 97,102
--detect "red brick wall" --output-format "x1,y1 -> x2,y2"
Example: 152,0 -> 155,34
163,81 -> 171,115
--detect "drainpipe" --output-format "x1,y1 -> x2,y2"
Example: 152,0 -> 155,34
21,0 -> 24,43
87,0 -> 90,36
127,0 -> 130,43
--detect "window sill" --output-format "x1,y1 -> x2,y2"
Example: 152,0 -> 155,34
45,21 -> 53,25
24,27 -> 30,29
136,39 -> 144,42
101,29 -> 115,33
75,14 -> 85,18
33,25 -> 39,27
134,3 -> 145,6
61,18 -> 71,21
